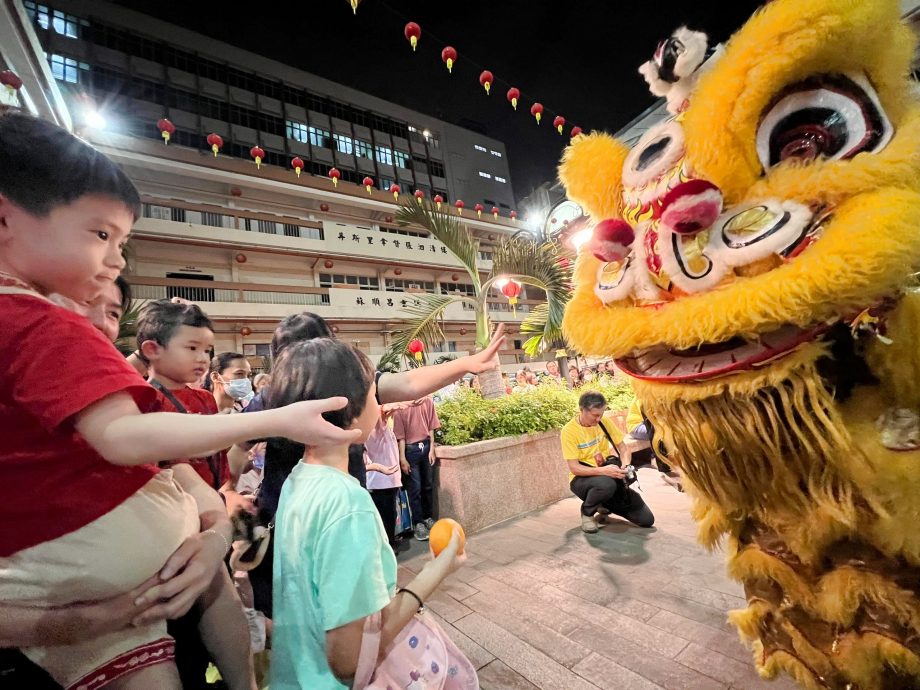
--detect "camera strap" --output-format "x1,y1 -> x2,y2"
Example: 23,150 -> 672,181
597,421 -> 620,462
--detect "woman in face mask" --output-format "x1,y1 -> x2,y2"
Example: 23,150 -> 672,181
207,351 -> 254,413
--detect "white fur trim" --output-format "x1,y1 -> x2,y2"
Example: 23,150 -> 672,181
638,61 -> 671,98
671,27 -> 708,79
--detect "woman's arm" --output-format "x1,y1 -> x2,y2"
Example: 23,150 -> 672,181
377,325 -> 505,403
74,392 -> 361,466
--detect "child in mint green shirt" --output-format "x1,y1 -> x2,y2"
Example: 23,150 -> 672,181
267,339 -> 467,689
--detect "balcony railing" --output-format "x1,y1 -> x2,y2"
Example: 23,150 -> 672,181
130,277 -> 330,306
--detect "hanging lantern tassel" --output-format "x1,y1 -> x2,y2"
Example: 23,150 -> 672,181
363,176 -> 374,195
530,103 -> 543,125
206,133 -> 223,157
475,203 -> 484,219
501,280 -> 522,316
329,167 -> 341,187
479,70 -> 493,95
507,87 -> 520,111
434,194 -> 444,211
250,146 -> 265,169
390,183 -> 401,201
491,206 -> 499,219
291,157 -> 304,177
157,118 -> 175,145
441,46 -> 457,74
348,0 -> 360,14
408,338 -> 425,362
553,115 -> 566,135
404,22 -> 421,51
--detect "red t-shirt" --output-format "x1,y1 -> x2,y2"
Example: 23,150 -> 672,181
0,295 -> 159,557
150,386 -> 230,490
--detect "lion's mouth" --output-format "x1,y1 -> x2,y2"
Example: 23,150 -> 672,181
615,322 -> 829,382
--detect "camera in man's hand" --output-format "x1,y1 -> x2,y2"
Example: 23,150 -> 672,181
605,455 -> 639,486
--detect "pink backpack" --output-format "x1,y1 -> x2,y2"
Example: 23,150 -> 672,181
353,608 -> 478,690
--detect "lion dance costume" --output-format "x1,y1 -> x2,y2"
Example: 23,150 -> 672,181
559,1 -> 920,688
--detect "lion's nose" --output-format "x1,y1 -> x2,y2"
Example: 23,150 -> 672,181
660,179 -> 723,234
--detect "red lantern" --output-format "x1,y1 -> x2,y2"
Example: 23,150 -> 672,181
230,187 -> 243,197
157,118 -> 175,145
329,167 -> 341,187
474,203 -> 484,219
501,280 -> 522,315
319,203 -> 330,212
363,176 -> 374,194
459,328 -> 467,335
404,22 -> 421,51
240,326 -> 252,337
206,133 -> 223,157
390,183 -> 401,201
530,103 -> 544,125
394,268 -> 403,275
235,253 -> 247,263
491,206 -> 499,219
553,115 -> 566,135
332,325 -> 340,333
510,210 -> 518,221
434,194 -> 444,211
454,199 -> 464,216
441,46 -> 457,74
479,70 -> 494,95
291,157 -> 304,178
451,274 -> 459,282
324,259 -> 334,269
408,338 -> 425,362
506,87 -> 520,111
488,234 -> 495,240
0,70 -> 23,92
384,215 -> 394,224
571,126 -> 583,138
250,146 -> 265,169
414,189 -> 424,204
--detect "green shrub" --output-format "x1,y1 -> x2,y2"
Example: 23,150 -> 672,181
435,377 -> 636,446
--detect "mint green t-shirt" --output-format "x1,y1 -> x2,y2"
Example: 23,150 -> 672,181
270,462 -> 398,690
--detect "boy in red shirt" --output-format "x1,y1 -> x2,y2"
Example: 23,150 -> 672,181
137,299 -> 232,490
0,113 -> 360,690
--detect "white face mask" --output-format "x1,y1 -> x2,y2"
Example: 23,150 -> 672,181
222,376 -> 253,401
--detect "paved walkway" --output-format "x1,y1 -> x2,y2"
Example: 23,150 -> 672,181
396,467 -> 798,690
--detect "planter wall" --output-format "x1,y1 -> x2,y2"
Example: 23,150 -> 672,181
435,430 -> 569,533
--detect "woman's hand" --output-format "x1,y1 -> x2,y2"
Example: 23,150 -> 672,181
131,529 -> 228,625
272,398 -> 363,447
463,324 -> 505,374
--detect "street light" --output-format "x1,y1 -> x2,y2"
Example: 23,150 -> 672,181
84,109 -> 106,129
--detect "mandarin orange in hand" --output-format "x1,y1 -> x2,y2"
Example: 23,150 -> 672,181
429,518 -> 465,557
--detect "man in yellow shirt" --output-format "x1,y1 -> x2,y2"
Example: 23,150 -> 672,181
561,392 -> 655,533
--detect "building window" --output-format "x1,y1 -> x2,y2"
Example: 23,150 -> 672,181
200,211 -> 225,228
286,120 -> 308,143
257,220 -> 278,234
51,9 -> 81,38
429,161 -> 445,178
478,171 -> 492,179
24,2 -> 49,30
49,54 -> 88,83
473,144 -> 487,152
394,150 -> 410,169
495,176 -> 507,183
354,139 -> 373,159
375,145 -> 393,166
380,178 -> 396,191
490,150 -> 503,157
320,273 -> 380,290
333,133 -> 353,154
308,126 -> 331,148
385,279 -> 435,293
441,283 -> 476,297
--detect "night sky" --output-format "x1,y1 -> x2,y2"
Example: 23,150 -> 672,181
111,0 -> 763,202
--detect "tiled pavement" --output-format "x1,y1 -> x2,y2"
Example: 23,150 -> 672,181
397,467 -> 798,690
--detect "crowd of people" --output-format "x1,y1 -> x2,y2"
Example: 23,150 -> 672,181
0,113 -> 672,689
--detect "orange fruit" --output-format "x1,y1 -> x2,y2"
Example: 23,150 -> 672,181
429,518 -> 465,557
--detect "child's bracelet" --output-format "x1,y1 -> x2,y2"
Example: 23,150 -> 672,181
203,528 -> 231,554
397,587 -> 425,612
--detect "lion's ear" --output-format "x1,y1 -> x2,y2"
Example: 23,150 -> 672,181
558,133 -> 630,221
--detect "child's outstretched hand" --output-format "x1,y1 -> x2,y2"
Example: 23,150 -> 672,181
431,528 -> 467,576
273,398 -> 363,446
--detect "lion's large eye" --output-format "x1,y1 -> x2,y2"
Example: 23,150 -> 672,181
622,119 -> 685,190
756,74 -> 891,171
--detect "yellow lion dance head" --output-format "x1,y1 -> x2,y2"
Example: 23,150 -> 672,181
561,0 -> 920,381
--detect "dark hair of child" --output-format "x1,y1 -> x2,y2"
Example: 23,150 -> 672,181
270,312 -> 333,358
135,299 -> 213,363
267,338 -> 374,431
0,113 -> 140,218
114,276 -> 132,314
203,351 -> 246,392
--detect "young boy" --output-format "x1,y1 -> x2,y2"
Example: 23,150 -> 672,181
137,299 -> 231,490
0,113 -> 359,690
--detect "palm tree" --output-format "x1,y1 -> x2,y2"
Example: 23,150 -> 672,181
385,200 -> 572,398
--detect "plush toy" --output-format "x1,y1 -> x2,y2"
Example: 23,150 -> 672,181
559,1 -> 920,688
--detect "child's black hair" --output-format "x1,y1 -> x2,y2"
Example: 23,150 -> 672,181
114,276 -> 132,315
135,299 -> 213,363
267,338 -> 374,430
203,351 -> 247,392
0,113 -> 141,219
270,311 -> 333,358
